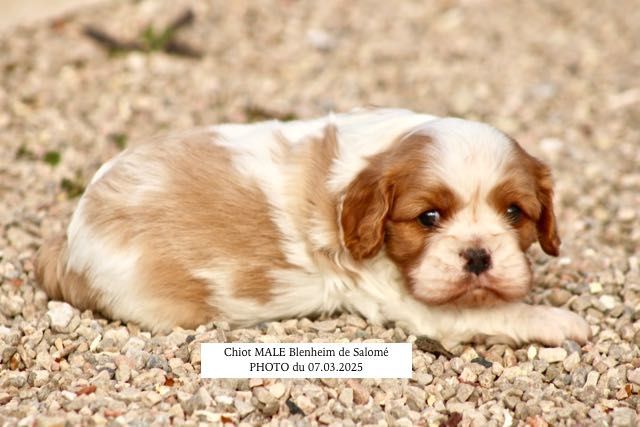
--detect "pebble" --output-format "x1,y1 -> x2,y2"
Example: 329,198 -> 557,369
589,282 -> 603,294
28,370 -> 49,387
563,352 -> 581,372
165,330 -> 188,348
562,340 -> 583,355
0,294 -> 24,317
404,385 -> 426,410
456,384 -> 474,402
234,398 -> 255,417
616,207 -> 636,222
627,368 -> 640,385
611,407 -> 637,427
254,387 -> 277,405
548,288 -> 572,306
306,29 -> 336,51
311,320 -> 338,332
338,388 -> 354,406
214,395 -> 233,406
598,295 -> 617,310
585,371 -> 600,387
142,391 -> 162,406
450,357 -> 465,374
35,417 -> 65,427
293,395 -> 316,414
459,367 -> 478,383
267,382 -> 286,399
347,380 -> 369,405
345,315 -> 367,329
46,302 -> 75,333
538,348 -> 567,363
146,355 -> 169,371
182,387 -> 213,415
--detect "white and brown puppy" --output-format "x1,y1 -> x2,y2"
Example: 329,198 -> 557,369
36,108 -> 591,348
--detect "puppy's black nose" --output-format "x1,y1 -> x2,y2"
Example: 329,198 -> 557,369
462,248 -> 492,275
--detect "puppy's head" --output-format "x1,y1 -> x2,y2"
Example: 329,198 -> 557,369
341,118 -> 560,307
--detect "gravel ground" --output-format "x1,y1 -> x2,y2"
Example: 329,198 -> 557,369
1,0 -> 639,425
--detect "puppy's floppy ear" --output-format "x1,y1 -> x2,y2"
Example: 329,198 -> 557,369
341,166 -> 394,261
532,158 -> 561,256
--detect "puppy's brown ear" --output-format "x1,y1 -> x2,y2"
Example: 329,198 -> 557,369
341,167 -> 393,261
533,159 -> 561,256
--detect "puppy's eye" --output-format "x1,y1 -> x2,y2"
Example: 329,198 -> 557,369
506,204 -> 522,224
417,210 -> 441,228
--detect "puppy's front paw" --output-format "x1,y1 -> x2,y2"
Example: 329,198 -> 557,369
529,306 -> 591,347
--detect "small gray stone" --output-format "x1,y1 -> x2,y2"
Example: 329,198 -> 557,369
5,372 -> 27,388
146,355 -> 169,371
562,340 -> 583,355
571,366 -> 589,387
182,387 -> 213,415
573,386 -> 599,406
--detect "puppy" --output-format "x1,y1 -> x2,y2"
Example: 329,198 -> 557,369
36,108 -> 591,348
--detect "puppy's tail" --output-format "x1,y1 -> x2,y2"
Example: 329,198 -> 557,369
35,235 -> 97,310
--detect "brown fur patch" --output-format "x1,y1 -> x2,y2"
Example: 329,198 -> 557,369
386,183 -> 462,274
81,129 -> 291,327
36,235 -> 103,314
284,126 -> 340,247
341,133 -> 454,264
503,140 -> 560,256
487,178 -> 540,251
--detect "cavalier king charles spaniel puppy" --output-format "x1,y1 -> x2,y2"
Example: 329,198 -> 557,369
37,108 -> 591,348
